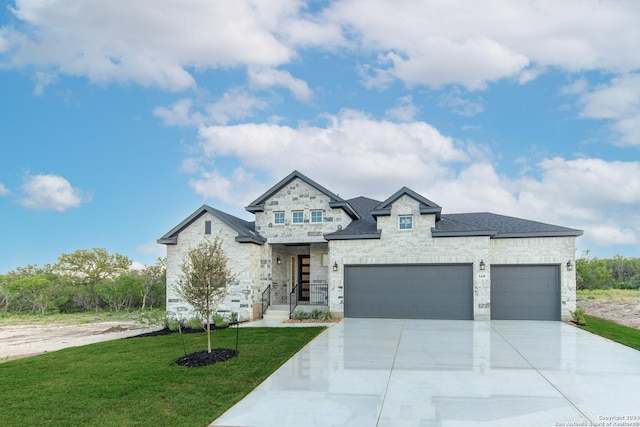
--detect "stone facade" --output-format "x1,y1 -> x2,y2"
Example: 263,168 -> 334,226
165,212 -> 262,322
160,172 -> 581,323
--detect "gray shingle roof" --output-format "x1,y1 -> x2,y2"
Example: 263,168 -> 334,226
158,205 -> 265,245
325,203 -> 583,240
433,213 -> 583,238
325,196 -> 382,240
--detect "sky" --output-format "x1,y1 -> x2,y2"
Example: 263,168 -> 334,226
1,0 -> 639,273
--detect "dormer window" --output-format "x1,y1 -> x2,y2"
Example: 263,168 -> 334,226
399,215 -> 413,230
292,211 -> 304,224
274,211 -> 285,225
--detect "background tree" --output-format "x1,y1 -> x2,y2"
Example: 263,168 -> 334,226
54,248 -> 132,311
96,275 -> 143,311
132,258 -> 166,309
176,237 -> 235,353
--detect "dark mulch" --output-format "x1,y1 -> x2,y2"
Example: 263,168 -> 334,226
176,349 -> 237,367
130,324 -> 228,338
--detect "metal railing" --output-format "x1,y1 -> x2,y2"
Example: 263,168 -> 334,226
289,283 -> 328,318
261,285 -> 271,319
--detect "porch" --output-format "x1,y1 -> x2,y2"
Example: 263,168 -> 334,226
262,242 -> 330,319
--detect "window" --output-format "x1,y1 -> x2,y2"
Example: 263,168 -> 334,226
311,210 -> 323,223
399,215 -> 413,230
205,220 -> 212,234
292,211 -> 304,224
274,211 -> 285,225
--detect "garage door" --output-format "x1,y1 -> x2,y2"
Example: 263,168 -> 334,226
491,265 -> 560,321
344,264 -> 473,319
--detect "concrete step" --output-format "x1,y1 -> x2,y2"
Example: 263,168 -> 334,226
262,305 -> 290,321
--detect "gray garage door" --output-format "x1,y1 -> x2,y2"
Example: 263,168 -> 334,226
491,265 -> 560,321
344,264 -> 473,319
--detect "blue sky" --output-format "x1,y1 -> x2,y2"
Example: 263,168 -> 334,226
1,0 -> 639,273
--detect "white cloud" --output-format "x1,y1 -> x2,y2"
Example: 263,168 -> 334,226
154,89 -> 269,127
153,98 -> 202,127
3,0 -> 302,90
438,89 -> 484,117
135,241 -> 165,257
5,1 -> 640,93
325,0 -> 640,89
576,74 -> 640,145
31,70 -> 56,96
0,183 -> 10,195
248,67 -> 313,102
385,95 -> 419,122
194,110 -> 469,201
205,88 -> 269,125
189,167 -> 261,206
184,112 -> 640,250
18,174 -> 90,212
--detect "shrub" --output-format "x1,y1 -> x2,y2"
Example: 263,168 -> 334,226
571,307 -> 587,326
320,310 -> 333,322
292,310 -> 308,320
187,317 -> 203,330
310,308 -> 323,320
213,315 -> 228,328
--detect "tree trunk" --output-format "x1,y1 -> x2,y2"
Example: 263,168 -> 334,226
206,320 -> 212,353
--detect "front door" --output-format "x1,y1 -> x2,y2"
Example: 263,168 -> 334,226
298,255 -> 310,302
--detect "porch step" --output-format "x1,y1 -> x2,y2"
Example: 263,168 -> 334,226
262,305 -> 290,321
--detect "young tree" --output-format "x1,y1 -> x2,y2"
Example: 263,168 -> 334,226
176,237 -> 235,353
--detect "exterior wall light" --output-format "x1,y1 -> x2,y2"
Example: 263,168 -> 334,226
479,260 -> 486,271
566,260 -> 573,271
333,262 -> 338,272
276,257 -> 281,265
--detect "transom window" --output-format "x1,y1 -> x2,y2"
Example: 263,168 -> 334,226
399,215 -> 413,230
274,212 -> 285,225
292,211 -> 304,224
311,210 -> 323,223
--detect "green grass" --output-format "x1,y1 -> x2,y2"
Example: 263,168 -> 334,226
579,315 -> 640,352
0,327 -> 324,426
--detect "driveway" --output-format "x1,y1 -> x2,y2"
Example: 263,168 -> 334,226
211,319 -> 640,427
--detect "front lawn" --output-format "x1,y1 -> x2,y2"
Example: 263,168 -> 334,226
0,327 -> 324,427
579,315 -> 640,351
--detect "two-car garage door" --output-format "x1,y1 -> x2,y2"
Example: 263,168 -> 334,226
344,264 -> 561,321
344,264 -> 473,320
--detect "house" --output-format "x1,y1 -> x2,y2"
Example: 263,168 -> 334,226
158,170 -> 582,322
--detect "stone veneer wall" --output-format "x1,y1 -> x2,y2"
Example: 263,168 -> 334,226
328,195 -> 491,320
165,212 -> 262,322
327,195 -> 579,320
253,178 -> 349,244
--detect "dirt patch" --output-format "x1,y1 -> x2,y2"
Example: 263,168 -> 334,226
578,298 -> 640,329
0,321 -> 160,362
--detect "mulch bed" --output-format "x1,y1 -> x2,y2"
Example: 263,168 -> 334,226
175,349 -> 237,367
129,324 -> 227,338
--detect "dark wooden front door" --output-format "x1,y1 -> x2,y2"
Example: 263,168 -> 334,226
298,255 -> 310,302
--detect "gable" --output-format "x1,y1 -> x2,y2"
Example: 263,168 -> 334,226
157,205 -> 265,245
371,187 -> 442,220
245,170 -> 359,220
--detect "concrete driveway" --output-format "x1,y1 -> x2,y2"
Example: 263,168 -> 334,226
211,319 -> 640,427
